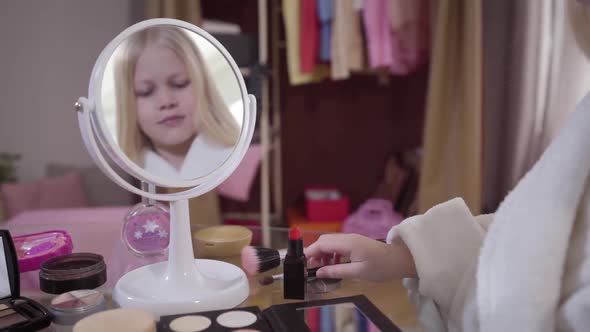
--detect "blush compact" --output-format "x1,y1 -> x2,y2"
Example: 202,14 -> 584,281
0,229 -> 53,331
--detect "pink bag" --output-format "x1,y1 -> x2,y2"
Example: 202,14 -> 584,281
342,199 -> 403,240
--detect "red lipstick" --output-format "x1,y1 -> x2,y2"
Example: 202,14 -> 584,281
283,226 -> 306,299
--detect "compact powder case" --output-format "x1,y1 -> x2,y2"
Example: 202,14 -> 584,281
39,252 -> 107,294
49,289 -> 107,326
0,230 -> 53,331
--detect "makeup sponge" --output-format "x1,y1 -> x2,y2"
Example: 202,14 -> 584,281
73,308 -> 155,332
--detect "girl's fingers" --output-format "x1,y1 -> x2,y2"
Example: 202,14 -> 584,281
315,262 -> 365,280
304,234 -> 354,259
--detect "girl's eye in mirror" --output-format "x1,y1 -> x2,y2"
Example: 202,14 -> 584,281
135,86 -> 155,98
170,79 -> 190,89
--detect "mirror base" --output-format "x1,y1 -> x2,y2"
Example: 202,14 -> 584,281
112,259 -> 249,318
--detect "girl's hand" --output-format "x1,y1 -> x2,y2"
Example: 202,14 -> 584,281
304,233 -> 417,282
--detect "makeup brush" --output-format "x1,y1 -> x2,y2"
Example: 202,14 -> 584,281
241,246 -> 284,276
259,274 -> 342,293
258,273 -> 283,286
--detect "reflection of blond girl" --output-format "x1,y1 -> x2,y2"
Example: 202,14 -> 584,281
114,26 -> 240,179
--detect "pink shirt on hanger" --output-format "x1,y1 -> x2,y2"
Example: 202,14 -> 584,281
388,0 -> 430,75
363,0 -> 429,75
362,0 -> 394,70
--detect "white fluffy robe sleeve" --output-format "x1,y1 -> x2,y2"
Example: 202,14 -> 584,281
387,91 -> 590,332
386,199 -> 491,331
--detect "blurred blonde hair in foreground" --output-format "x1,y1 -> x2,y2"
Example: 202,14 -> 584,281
569,0 -> 590,58
114,26 -> 240,166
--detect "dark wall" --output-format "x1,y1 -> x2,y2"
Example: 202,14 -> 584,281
279,66 -> 428,210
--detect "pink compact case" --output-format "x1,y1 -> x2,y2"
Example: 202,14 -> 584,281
12,231 -> 73,273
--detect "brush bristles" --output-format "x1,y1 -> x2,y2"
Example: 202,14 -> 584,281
241,246 -> 281,276
241,246 -> 259,276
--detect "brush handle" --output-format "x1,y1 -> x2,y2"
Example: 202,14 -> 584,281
267,268 -> 338,282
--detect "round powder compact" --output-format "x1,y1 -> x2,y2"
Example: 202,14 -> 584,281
169,315 -> 211,332
50,289 -> 106,326
216,310 -> 258,328
73,308 -> 155,332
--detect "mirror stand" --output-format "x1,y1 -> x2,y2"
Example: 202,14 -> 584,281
113,199 -> 249,318
75,96 -> 253,318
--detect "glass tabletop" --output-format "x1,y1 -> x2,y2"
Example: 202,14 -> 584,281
5,217 -> 419,330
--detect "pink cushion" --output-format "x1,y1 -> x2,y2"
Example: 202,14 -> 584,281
39,172 -> 88,209
1,172 -> 88,218
1,181 -> 40,218
4,206 -> 164,292
217,144 -> 263,202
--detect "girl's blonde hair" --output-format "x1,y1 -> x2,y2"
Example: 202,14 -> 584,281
568,0 -> 590,58
114,26 -> 241,166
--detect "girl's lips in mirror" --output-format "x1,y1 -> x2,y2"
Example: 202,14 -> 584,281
158,114 -> 186,126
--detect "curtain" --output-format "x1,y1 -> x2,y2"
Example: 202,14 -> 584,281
417,0 -> 483,214
483,0 -> 590,211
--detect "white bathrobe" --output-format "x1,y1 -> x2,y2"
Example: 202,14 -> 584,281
143,135 -> 234,180
388,92 -> 590,331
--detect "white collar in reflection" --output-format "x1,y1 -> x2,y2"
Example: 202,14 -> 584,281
143,135 -> 234,181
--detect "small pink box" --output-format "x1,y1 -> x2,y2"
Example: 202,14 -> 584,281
305,187 -> 350,222
13,230 -> 74,273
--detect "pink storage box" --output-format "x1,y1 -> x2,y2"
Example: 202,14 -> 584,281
305,187 -> 350,222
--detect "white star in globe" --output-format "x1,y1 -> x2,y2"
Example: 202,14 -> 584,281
142,220 -> 159,233
158,230 -> 168,239
134,231 -> 143,239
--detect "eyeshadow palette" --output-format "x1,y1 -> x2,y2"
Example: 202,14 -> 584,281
158,295 -> 401,332
0,230 -> 53,331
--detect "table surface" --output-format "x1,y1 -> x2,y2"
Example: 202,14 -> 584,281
5,211 -> 420,331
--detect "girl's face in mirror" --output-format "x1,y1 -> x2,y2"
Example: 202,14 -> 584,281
133,42 -> 197,150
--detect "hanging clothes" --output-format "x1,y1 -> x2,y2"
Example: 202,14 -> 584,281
331,0 -> 365,80
317,0 -> 334,62
300,0 -> 320,73
362,0 -> 395,71
387,0 -> 430,75
362,0 -> 430,75
283,0 -> 329,85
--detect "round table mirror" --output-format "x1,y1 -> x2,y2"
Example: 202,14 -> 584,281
99,25 -> 245,185
76,18 -> 256,317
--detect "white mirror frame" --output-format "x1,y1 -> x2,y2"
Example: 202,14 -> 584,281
77,18 -> 256,201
